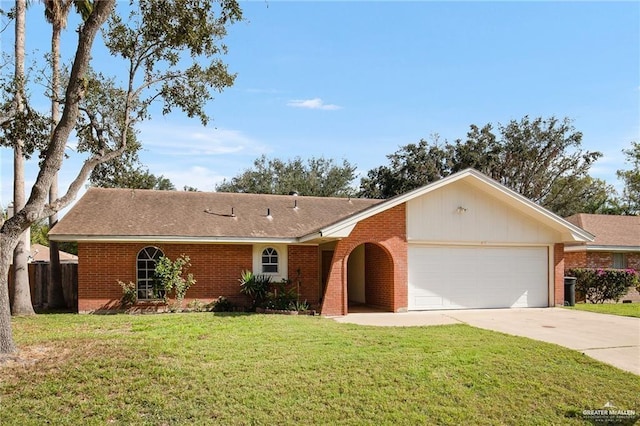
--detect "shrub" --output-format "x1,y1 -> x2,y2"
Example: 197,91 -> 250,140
211,296 -> 235,312
264,279 -> 298,310
186,299 -> 207,312
289,299 -> 310,312
154,254 -> 196,310
238,270 -> 272,310
568,268 -> 639,304
118,281 -> 137,307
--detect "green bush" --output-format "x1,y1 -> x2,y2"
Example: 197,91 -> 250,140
186,299 -> 207,312
264,279 -> 298,310
118,280 -> 137,307
154,254 -> 196,310
238,270 -> 271,310
211,296 -> 235,312
239,271 -> 309,311
567,268 -> 639,304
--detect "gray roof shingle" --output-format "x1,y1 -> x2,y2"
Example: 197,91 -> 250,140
48,187 -> 383,240
565,214 -> 640,248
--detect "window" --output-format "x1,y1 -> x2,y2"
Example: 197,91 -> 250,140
137,246 -> 164,300
252,245 -> 287,281
612,253 -> 627,269
261,247 -> 278,273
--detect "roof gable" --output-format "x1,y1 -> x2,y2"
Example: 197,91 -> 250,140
303,169 -> 593,243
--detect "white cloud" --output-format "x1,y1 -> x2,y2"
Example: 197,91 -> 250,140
287,98 -> 342,111
138,125 -> 268,157
163,165 -> 227,192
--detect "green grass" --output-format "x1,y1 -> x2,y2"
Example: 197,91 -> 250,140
2,313 -> 639,425
567,302 -> 640,318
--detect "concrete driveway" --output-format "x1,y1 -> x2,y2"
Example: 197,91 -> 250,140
333,308 -> 640,375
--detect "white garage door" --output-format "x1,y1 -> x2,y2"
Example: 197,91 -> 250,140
408,245 -> 548,310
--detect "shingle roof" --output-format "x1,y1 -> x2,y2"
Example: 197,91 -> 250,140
30,244 -> 78,262
565,214 -> 640,248
48,188 -> 383,241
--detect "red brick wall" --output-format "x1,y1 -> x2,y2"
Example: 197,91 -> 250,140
364,243 -> 394,310
321,204 -> 407,315
564,251 -> 586,270
554,243 -> 565,306
78,242 -> 252,312
287,245 -> 321,308
565,250 -> 640,271
585,252 -> 614,269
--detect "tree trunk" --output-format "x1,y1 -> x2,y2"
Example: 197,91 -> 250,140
11,0 -> 35,316
47,23 -> 65,310
0,237 -> 17,353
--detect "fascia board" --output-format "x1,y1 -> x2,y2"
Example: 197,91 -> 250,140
48,235 -> 299,244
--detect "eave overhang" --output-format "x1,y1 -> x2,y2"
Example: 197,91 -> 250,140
48,235 -> 301,244
565,245 -> 640,253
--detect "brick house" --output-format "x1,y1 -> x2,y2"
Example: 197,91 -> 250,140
564,214 -> 640,301
49,169 -> 593,314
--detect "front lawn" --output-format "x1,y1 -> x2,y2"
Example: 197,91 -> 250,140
567,302 -> 640,318
2,313 -> 639,425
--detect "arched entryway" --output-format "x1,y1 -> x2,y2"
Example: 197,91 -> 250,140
346,242 -> 395,313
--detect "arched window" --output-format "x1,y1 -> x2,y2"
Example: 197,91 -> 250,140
261,247 -> 278,273
137,246 -> 164,300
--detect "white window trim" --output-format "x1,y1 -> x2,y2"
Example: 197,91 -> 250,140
136,246 -> 164,301
253,244 -> 288,282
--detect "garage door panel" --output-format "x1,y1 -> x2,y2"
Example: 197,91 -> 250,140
408,246 -> 548,310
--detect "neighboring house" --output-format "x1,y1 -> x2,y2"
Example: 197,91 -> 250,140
29,244 -> 78,263
564,214 -> 640,302
564,214 -> 640,270
48,169 -> 593,314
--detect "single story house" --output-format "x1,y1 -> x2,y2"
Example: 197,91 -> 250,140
564,214 -> 640,270
564,213 -> 640,302
30,244 -> 78,263
49,169 -> 594,314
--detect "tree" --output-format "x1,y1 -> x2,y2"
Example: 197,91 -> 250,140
0,0 -> 243,354
10,0 -> 35,316
359,137 -> 451,199
0,3 -> 52,316
89,132 -> 175,190
30,220 -> 50,247
359,116 -> 606,216
44,0 -> 94,310
543,176 -> 617,217
617,141 -> 640,215
216,155 -> 358,197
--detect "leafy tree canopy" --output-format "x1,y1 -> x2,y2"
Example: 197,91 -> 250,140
616,141 -> 640,215
91,163 -> 175,190
216,155 -> 358,197
359,116 -> 611,216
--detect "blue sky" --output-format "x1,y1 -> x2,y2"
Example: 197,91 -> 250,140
1,1 -> 638,211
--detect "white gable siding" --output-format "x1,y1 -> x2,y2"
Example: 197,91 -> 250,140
407,180 -> 560,244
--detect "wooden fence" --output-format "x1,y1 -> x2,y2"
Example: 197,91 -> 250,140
8,262 -> 78,311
